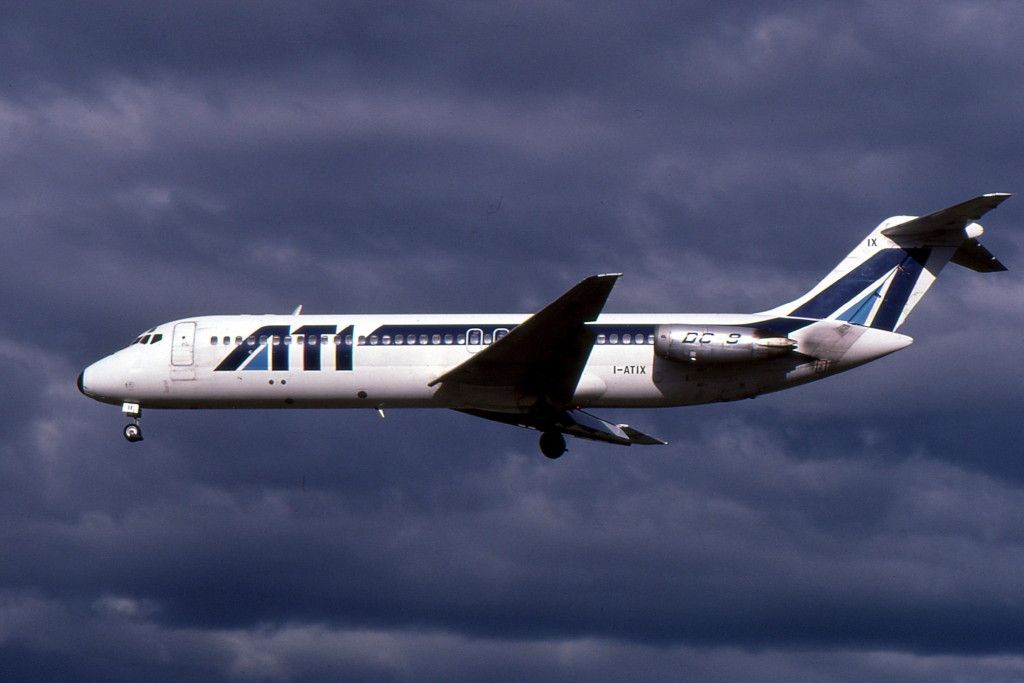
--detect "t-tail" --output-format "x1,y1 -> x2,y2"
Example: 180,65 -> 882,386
763,193 -> 1010,331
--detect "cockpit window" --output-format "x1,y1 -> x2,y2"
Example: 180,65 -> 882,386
150,334 -> 163,344
132,328 -> 157,345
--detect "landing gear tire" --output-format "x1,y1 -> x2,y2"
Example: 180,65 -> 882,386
539,431 -> 566,459
123,423 -> 143,443
121,402 -> 143,443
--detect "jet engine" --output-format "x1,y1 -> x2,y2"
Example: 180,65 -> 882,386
654,325 -> 797,364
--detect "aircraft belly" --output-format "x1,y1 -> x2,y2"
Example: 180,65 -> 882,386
142,365 -> 449,409
581,354 -> 821,408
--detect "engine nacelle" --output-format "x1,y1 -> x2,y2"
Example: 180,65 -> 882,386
654,325 -> 797,364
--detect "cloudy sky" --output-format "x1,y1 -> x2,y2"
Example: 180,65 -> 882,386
3,1 -> 1023,680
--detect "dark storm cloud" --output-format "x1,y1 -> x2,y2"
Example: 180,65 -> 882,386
3,1 -> 1024,680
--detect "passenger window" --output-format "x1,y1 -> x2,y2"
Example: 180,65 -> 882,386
259,335 -> 267,345
151,334 -> 163,344
209,336 -> 217,345
443,334 -> 453,344
394,335 -> 403,345
322,335 -> 329,344
647,334 -> 654,344
309,335 -> 317,345
457,334 -> 466,344
247,336 -> 256,346
419,334 -> 428,345
234,336 -> 242,345
494,328 -> 508,342
272,336 -> 280,346
284,336 -> 291,346
345,334 -> 353,346
296,335 -> 304,345
357,336 -> 366,345
635,333 -> 644,344
369,335 -> 379,345
406,334 -> 415,345
610,334 -> 619,344
597,334 -> 606,344
483,333 -> 492,344
468,329 -> 481,345
382,335 -> 391,345
432,334 -> 441,345
623,334 -> 631,344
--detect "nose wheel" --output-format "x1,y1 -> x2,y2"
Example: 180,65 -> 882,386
122,402 -> 143,443
123,421 -> 143,442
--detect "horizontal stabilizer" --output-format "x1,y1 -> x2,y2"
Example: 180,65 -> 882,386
881,193 -> 1011,244
951,238 -> 1007,272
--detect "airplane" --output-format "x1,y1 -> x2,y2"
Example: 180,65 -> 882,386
78,194 -> 1009,458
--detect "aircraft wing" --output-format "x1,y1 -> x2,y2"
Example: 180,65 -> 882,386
881,192 -> 1011,244
457,408 -> 667,446
428,273 -> 620,407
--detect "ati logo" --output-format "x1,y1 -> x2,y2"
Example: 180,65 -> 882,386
215,325 -> 353,372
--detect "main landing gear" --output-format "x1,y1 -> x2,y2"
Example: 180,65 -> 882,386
539,431 -> 566,459
122,402 -> 143,443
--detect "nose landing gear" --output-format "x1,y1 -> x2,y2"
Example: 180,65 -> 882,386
122,402 -> 143,443
123,422 -> 143,442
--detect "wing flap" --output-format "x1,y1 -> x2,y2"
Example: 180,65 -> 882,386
456,408 -> 667,447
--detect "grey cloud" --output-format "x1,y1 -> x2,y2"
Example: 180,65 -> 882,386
5,408 -> 1024,652
8,591 -> 1024,682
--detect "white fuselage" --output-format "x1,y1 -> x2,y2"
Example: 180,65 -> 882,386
79,312 -> 912,413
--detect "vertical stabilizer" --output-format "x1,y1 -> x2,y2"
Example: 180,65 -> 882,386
762,194 -> 1010,332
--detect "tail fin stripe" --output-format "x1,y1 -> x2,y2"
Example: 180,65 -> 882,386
789,249 -> 907,319
838,284 -> 884,325
870,250 -> 929,331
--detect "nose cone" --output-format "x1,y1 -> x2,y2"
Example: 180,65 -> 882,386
78,363 -> 101,399
77,356 -> 126,405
